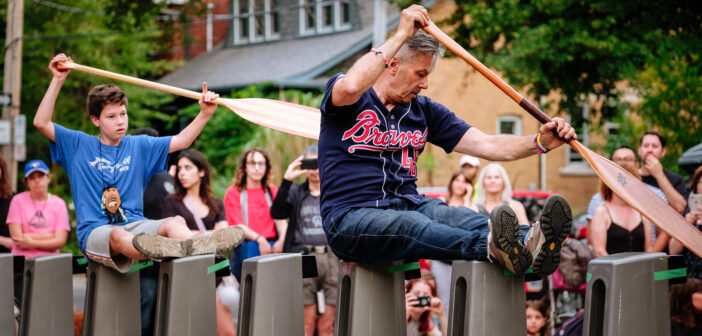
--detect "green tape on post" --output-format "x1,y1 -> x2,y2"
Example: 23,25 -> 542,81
128,260 -> 153,273
77,257 -> 87,266
503,267 -> 534,276
207,259 -> 230,275
387,261 -> 420,274
586,273 -> 591,282
654,268 -> 687,281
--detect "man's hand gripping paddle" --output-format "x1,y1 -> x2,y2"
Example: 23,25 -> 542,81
423,22 -> 702,257
58,60 -> 321,140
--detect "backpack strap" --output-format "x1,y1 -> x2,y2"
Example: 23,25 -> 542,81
240,189 -> 248,226
264,186 -> 273,207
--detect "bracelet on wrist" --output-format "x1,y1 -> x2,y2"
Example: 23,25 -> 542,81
253,234 -> 262,242
370,48 -> 389,68
534,134 -> 550,154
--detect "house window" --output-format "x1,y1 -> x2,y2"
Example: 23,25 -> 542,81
300,0 -> 352,36
497,115 -> 522,136
233,0 -> 281,45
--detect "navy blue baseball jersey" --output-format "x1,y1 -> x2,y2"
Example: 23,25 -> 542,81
319,73 -> 471,231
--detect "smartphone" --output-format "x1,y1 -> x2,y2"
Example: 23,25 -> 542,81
689,194 -> 702,212
413,296 -> 431,308
301,158 -> 318,170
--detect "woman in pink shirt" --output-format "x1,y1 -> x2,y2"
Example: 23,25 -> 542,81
224,148 -> 282,280
7,159 -> 69,258
7,159 -> 69,304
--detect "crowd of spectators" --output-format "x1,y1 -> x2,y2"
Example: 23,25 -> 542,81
1,104 -> 700,336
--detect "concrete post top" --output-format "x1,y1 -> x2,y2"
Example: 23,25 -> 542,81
590,252 -> 667,265
26,253 -> 72,262
245,253 -> 301,263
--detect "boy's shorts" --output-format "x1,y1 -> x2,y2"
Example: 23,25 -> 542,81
85,219 -> 167,273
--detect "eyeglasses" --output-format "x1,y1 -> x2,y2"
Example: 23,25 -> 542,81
246,161 -> 267,168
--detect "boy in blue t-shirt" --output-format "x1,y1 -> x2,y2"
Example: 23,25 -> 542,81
34,53 -> 244,272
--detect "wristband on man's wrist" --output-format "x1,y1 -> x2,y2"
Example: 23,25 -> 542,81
534,134 -> 550,154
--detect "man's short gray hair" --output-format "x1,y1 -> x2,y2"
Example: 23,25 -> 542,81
396,30 -> 445,66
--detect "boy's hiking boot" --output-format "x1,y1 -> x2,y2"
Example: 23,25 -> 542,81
132,233 -> 188,259
488,204 -> 532,275
188,226 -> 245,256
526,194 -> 573,277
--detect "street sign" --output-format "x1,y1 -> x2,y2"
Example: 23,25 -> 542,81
13,144 -> 25,161
0,120 -> 10,145
14,114 -> 25,145
0,94 -> 11,107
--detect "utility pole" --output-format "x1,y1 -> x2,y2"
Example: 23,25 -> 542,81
3,0 -> 24,191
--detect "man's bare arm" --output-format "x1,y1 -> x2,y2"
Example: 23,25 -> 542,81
331,5 -> 429,107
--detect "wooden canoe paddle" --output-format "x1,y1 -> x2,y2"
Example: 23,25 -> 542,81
423,22 -> 702,257
58,60 -> 321,140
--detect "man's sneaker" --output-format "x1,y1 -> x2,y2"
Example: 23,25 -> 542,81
132,233 -> 188,259
188,226 -> 245,256
488,204 -> 532,275
526,194 -> 573,277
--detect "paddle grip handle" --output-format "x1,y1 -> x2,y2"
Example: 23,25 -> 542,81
57,60 -> 226,106
422,23 -> 572,143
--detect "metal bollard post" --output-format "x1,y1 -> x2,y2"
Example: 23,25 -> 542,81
238,253 -> 307,336
334,261 -> 407,336
154,255 -> 216,335
0,254 -> 14,332
583,252 -> 676,336
19,254 -> 74,336
448,261 -> 526,336
82,260 -> 141,336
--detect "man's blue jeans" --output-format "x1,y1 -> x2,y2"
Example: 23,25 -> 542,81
326,197 -> 529,262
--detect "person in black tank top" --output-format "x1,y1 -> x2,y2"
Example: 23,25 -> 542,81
669,166 -> 702,280
590,164 -> 653,257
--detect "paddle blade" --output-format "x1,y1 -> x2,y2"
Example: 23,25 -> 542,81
218,98 -> 320,140
573,140 -> 702,256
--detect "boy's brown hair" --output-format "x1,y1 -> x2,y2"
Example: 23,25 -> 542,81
87,84 -> 127,118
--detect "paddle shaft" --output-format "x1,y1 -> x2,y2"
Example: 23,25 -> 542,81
423,23 -> 553,127
59,60 -> 225,105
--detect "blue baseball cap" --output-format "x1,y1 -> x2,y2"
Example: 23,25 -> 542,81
24,160 -> 50,178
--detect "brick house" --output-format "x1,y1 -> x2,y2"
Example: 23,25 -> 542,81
161,0 -> 602,214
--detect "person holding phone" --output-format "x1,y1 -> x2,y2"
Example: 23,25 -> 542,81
270,145 -> 338,336
670,166 -> 702,280
405,275 -> 446,336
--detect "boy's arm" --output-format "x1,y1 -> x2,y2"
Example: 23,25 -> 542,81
169,82 -> 219,153
34,54 -> 72,142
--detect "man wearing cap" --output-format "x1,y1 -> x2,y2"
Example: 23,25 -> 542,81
6,159 -> 70,302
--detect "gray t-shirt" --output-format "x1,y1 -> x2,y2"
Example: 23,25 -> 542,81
293,194 -> 326,246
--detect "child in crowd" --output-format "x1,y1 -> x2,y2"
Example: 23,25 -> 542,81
405,274 -> 447,336
7,159 -> 70,258
7,159 -> 70,303
670,278 -> 702,336
526,299 -> 550,336
33,53 -> 244,272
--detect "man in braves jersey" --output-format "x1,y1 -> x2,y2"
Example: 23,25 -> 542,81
318,5 -> 577,276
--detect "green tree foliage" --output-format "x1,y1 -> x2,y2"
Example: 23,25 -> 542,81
443,0 -> 701,170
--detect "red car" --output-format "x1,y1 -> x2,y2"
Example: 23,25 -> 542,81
418,187 -> 555,223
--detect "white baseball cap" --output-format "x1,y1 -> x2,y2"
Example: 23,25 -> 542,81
459,155 -> 480,167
